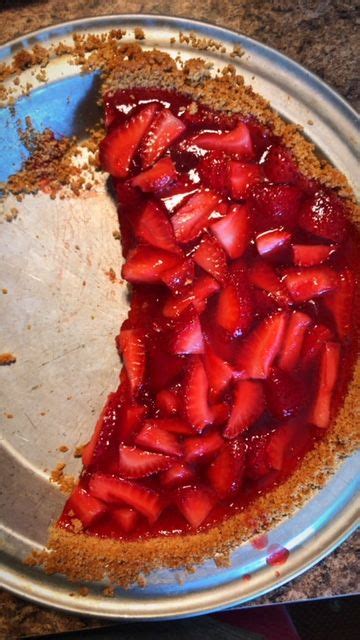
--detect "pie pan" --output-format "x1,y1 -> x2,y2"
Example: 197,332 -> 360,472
0,14 -> 359,619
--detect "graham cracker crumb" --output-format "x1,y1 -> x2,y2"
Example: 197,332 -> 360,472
59,445 -> 69,453
74,445 -> 84,458
50,463 -> 75,495
103,585 -> 116,597
134,28 -> 145,41
2,288 -> 8,294
0,353 -> 16,365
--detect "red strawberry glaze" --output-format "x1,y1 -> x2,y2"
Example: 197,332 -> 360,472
59,88 -> 360,543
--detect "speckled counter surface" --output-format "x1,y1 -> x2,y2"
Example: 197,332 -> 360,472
0,1 -> 359,637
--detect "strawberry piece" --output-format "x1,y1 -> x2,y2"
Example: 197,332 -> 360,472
208,441 -> 245,498
301,324 -> 334,366
249,259 -> 292,307
250,183 -> 303,230
133,200 -> 179,253
118,329 -> 146,394
171,307 -> 204,354
216,278 -> 254,336
278,311 -> 312,371
230,161 -> 262,198
292,244 -> 336,267
267,420 -> 300,470
224,380 -> 265,438
184,356 -> 213,431
122,246 -> 182,283
236,312 -> 288,379
82,391 -> 122,467
246,431 -> 272,479
68,486 -> 106,527
323,268 -> 355,339
265,368 -> 307,419
89,473 -> 163,522
283,267 -> 338,302
140,108 -> 186,168
113,507 -> 139,533
135,421 -> 183,457
156,389 -> 181,416
310,342 -> 341,428
299,190 -> 349,242
132,157 -> 177,192
211,402 -> 231,425
163,291 -> 195,318
171,189 -> 220,243
263,145 -> 299,184
193,235 -> 228,284
160,463 -> 195,489
118,405 -> 147,443
191,122 -> 254,158
203,342 -> 233,401
256,229 -> 292,258
161,258 -> 195,293
184,430 -> 224,464
149,349 -> 184,391
175,486 -> 216,528
99,103 -> 157,178
211,203 -> 251,259
197,151 -> 230,196
155,417 -> 194,435
118,445 -> 173,478
193,274 -> 221,311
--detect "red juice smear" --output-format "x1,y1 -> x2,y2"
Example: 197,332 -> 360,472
266,544 -> 290,566
251,533 -> 269,550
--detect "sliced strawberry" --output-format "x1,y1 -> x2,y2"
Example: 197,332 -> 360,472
203,342 -> 233,401
263,145 -> 299,184
175,485 -> 216,528
171,307 -> 204,354
230,161 -> 262,198
246,431 -> 272,479
135,421 -> 183,457
89,473 -> 163,522
193,274 -> 221,311
192,235 -> 228,284
191,122 -> 254,158
323,268 -> 355,339
224,380 -> 265,438
132,157 -> 177,192
250,183 -> 304,230
197,151 -> 230,196
249,259 -> 292,307
118,405 -> 147,444
235,312 -> 288,379
292,244 -> 336,267
163,291 -> 195,318
112,507 -> 139,533
211,402 -> 231,425
171,189 -> 220,243
208,441 -> 245,498
122,246 -> 182,284
216,279 -> 254,336
310,342 -> 341,428
133,200 -> 179,253
267,419 -> 300,470
149,348 -> 184,391
156,389 -> 181,416
82,391 -> 122,467
256,229 -> 291,258
155,417 -> 194,435
299,190 -> 349,242
118,445 -> 173,478
117,328 -> 146,394
140,108 -> 186,168
100,103 -> 157,178
161,258 -> 195,293
68,486 -> 106,528
184,430 -> 224,464
184,356 -> 213,431
278,311 -> 312,372
160,462 -> 195,489
283,266 -> 338,302
301,323 -> 334,366
265,368 -> 307,419
211,203 -> 251,259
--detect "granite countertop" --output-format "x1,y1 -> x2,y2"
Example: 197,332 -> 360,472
0,1 -> 358,637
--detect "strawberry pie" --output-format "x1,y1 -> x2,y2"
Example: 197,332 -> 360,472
37,47 -> 359,587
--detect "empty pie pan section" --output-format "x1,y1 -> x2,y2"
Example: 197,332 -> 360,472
0,14 -> 359,619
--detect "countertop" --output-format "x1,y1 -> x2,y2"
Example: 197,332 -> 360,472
0,1 -> 359,637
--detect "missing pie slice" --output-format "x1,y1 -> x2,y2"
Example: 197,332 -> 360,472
35,45 -> 359,587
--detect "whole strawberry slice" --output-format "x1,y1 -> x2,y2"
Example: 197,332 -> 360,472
256,229 -> 292,259
193,274 -> 221,312
160,462 -> 195,489
184,430 -> 224,464
249,259 -> 292,307
265,367 -> 307,419
113,507 -> 139,533
191,122 -> 254,158
263,145 -> 300,184
310,342 -> 341,428
156,389 -> 181,416
161,258 -> 195,294
267,419 -> 300,470
197,151 -> 231,196
140,108 -> 186,168
301,323 -> 334,366
175,485 -> 216,528
154,417 -> 194,435
132,157 -> 177,193
184,356 -> 213,431
278,311 -> 312,372
135,421 -> 183,457
224,380 -> 265,438
283,266 -> 338,302
235,312 -> 288,379
99,103 -> 158,178
323,268 -> 355,339
118,445 -> 174,478
230,161 -> 262,199
122,246 -> 182,283
299,190 -> 349,243
193,235 -> 228,284
133,200 -> 179,253
171,189 -> 220,243
118,404 -> 147,444
82,391 -> 123,467
292,244 -> 336,267
208,441 -> 245,498
216,278 -> 254,336
68,486 -> 107,528
171,307 -> 204,354
250,183 -> 304,230
117,328 -> 146,395
203,342 -> 233,401
211,203 -> 251,259
89,473 -> 163,522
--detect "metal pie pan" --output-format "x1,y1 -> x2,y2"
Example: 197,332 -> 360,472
0,14 -> 359,619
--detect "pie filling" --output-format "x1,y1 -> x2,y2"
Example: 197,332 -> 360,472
58,88 -> 359,542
